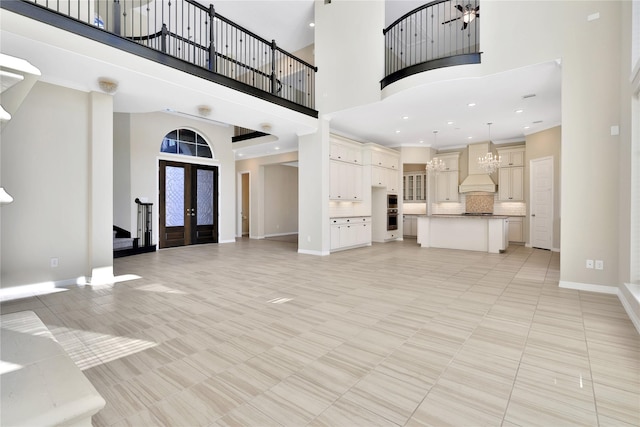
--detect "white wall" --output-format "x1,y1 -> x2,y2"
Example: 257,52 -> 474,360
1,82 -> 91,287
236,151 -> 298,239
119,112 -> 236,245
113,113 -> 131,230
315,0 -> 385,114
264,165 -> 299,236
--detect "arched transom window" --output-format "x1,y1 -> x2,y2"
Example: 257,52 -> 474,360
161,129 -> 213,159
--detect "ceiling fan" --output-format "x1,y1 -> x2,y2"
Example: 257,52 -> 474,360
442,4 -> 480,30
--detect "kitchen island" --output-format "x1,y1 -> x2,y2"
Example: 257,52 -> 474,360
417,215 -> 509,253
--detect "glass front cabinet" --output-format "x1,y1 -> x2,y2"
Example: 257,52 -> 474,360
403,172 -> 426,202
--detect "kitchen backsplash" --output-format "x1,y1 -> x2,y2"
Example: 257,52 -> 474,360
465,194 -> 494,213
431,193 -> 527,216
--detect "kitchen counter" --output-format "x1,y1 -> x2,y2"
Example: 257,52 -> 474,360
417,215 -> 508,253
429,214 -> 509,219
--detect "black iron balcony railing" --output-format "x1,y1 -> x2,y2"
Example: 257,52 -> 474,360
382,0 -> 481,89
5,0 -> 317,114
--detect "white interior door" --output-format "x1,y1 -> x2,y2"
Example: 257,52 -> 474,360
530,157 -> 554,250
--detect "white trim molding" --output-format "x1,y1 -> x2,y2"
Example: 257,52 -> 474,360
559,280 -> 619,294
297,249 -> 330,256
559,281 -> 640,334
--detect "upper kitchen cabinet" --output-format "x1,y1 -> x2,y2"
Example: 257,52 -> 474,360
496,146 -> 525,201
434,152 -> 460,202
367,145 -> 400,193
403,172 -> 426,202
498,146 -> 525,167
371,150 -> 400,170
330,137 -> 363,164
330,137 -> 364,201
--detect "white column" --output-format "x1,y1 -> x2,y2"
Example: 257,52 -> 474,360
89,91 -> 114,284
298,117 -> 331,256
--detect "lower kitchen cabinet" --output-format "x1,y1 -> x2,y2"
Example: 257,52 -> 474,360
508,216 -> 524,242
403,215 -> 418,237
330,217 -> 371,251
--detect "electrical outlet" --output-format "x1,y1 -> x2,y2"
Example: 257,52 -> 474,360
50,258 -> 59,268
586,259 -> 594,269
595,260 -> 604,270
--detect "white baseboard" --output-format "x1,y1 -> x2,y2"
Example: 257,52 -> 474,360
619,283 -> 640,334
264,232 -> 298,238
559,280 -> 640,335
219,239 -> 236,244
0,277 -> 88,302
297,249 -> 329,256
559,280 -> 619,294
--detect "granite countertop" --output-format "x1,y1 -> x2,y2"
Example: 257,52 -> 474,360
428,214 -> 509,219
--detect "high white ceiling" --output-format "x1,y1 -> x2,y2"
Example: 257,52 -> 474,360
2,1 -> 562,158
216,0 -> 561,154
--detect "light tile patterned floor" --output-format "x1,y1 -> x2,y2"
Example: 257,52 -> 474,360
2,238 -> 639,426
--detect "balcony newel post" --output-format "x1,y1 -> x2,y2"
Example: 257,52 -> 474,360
161,23 -> 168,53
270,39 -> 277,95
208,4 -> 216,72
112,0 -> 121,36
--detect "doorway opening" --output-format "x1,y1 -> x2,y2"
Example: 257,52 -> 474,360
530,156 -> 554,250
239,172 -> 250,237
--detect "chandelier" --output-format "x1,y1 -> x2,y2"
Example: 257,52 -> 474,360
478,123 -> 501,173
426,130 -> 446,174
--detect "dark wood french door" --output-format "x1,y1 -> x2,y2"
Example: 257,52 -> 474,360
159,160 -> 218,248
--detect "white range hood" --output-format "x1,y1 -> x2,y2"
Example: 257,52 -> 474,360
459,142 -> 497,193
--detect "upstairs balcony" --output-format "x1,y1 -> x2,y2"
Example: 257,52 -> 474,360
2,0 -> 317,117
382,0 -> 481,89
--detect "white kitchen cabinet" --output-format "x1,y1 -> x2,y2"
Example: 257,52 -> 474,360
508,216 -> 524,242
498,146 -> 525,167
371,151 -> 399,170
437,153 -> 459,171
330,139 -> 362,164
435,170 -> 459,202
497,146 -> 525,202
330,161 -> 363,201
403,172 -> 426,202
498,166 -> 524,201
330,217 -> 372,251
372,166 -> 399,193
403,215 -> 418,237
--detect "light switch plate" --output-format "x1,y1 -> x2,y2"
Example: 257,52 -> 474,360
595,260 -> 604,270
586,259 -> 594,269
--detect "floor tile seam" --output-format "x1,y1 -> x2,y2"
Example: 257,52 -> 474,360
398,262 -> 527,426
496,247 -> 548,424
578,290 -> 606,427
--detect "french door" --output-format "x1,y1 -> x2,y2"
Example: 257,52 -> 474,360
159,160 -> 218,248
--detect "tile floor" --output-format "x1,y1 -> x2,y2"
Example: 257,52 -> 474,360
1,238 -> 639,426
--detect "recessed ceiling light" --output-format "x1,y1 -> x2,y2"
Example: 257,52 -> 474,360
515,109 -> 524,113
275,146 -> 280,150
447,121 -> 454,125
419,140 -> 424,144
402,116 -> 409,120
395,130 -> 401,133
523,126 -> 530,129
238,153 -> 244,157
467,103 -> 476,107
467,136 -> 473,139
309,22 -> 315,27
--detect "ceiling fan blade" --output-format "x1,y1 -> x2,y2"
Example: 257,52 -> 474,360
442,16 -> 462,24
475,5 -> 480,12
455,4 -> 464,12
461,22 -> 468,30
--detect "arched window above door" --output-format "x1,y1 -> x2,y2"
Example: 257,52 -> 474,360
161,129 -> 213,159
